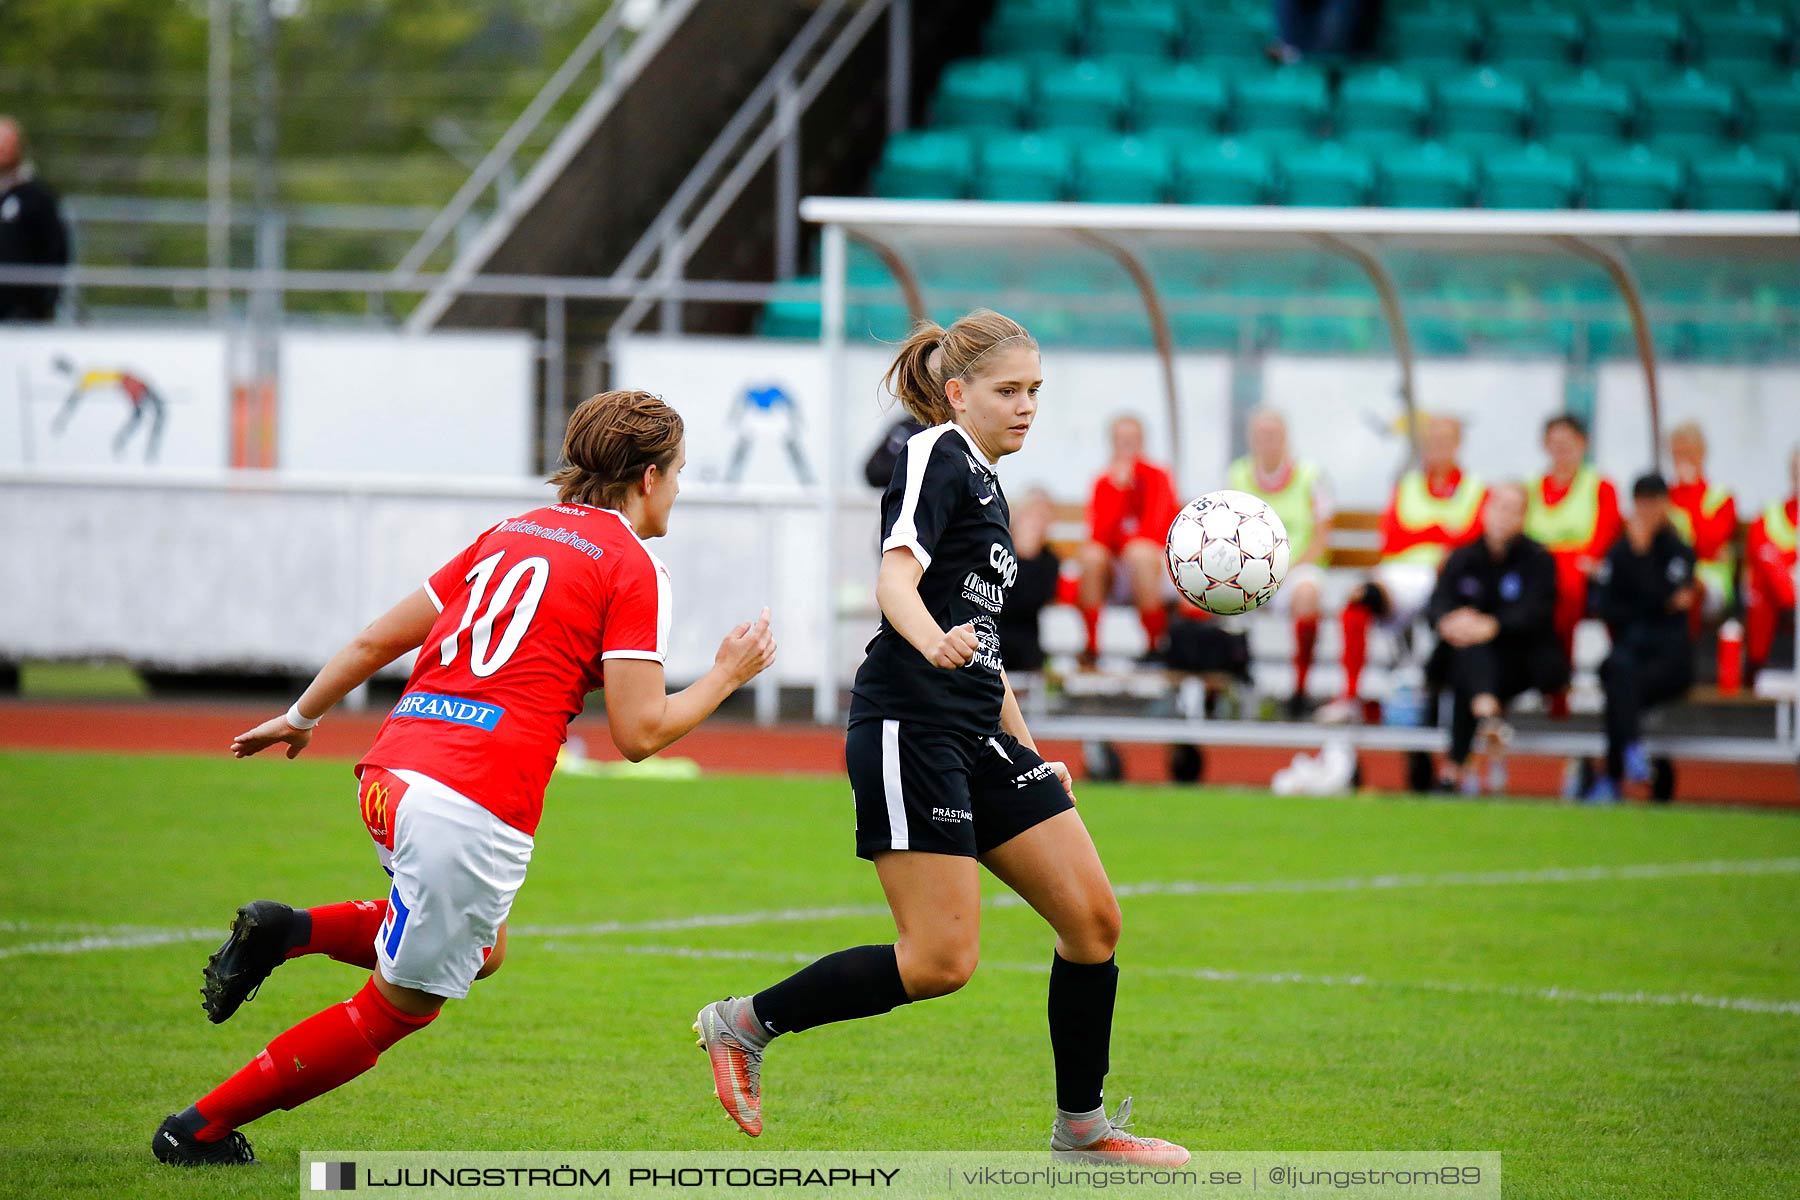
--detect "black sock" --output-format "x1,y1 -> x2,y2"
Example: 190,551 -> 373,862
171,1105 -> 208,1137
284,908 -> 313,951
751,944 -> 911,1035
1049,951 -> 1118,1114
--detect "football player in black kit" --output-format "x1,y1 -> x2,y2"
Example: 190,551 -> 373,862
693,309 -> 1188,1164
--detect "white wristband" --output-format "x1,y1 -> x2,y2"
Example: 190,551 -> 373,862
285,702 -> 321,730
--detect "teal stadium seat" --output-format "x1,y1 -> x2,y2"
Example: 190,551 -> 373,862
1075,135 -> 1175,202
976,131 -> 1075,200
1133,62 -> 1230,138
1279,142 -> 1376,206
1036,59 -> 1131,131
1172,137 -> 1273,204
1688,145 -> 1794,210
1336,66 -> 1431,148
933,58 -> 1032,130
1692,7 -> 1792,84
1585,7 -> 1684,84
985,0 -> 1082,60
1638,70 -> 1737,155
1185,1 -> 1276,61
1234,66 -> 1329,141
1435,68 -> 1533,150
1481,142 -> 1581,208
1380,141 -> 1477,207
1386,5 -> 1481,72
1746,73 -> 1800,159
1087,0 -> 1184,62
1585,143 -> 1685,209
1482,5 -> 1583,82
873,130 -> 976,199
759,279 -> 822,339
1535,71 -> 1635,154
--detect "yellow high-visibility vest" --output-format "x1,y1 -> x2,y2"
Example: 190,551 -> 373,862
1388,469 -> 1485,565
1525,466 -> 1603,552
1229,457 -> 1320,562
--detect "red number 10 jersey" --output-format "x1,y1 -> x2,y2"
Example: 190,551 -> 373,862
358,504 -> 671,835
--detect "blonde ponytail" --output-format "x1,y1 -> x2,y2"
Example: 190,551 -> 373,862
881,308 -> 1037,427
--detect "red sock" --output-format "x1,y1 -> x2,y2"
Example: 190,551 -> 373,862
287,899 -> 387,970
1747,590 -> 1776,670
1293,614 -> 1319,696
193,976 -> 435,1139
1340,601 -> 1371,699
1080,606 -> 1102,658
1547,623 -> 1576,720
1139,605 -> 1167,649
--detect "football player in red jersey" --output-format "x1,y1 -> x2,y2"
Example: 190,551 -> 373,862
152,390 -> 775,1167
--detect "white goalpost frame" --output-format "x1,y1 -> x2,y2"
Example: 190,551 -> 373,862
803,197 -> 1800,765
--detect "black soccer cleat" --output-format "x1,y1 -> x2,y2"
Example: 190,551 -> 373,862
152,1114 -> 256,1166
200,900 -> 297,1024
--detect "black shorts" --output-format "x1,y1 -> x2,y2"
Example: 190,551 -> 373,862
846,720 -> 1075,861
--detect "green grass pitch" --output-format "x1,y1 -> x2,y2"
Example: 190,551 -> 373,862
1,749 -> 1797,1199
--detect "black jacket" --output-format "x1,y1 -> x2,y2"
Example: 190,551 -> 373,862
0,171 -> 69,321
1428,533 -> 1559,640
1590,525 -> 1696,653
863,415 -> 928,489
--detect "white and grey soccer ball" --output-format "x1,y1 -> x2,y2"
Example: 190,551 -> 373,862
1165,489 -> 1290,615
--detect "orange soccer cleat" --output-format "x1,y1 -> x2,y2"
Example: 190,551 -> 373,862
1050,1097 -> 1190,1166
694,999 -> 764,1137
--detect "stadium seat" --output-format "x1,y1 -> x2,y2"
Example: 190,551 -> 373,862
1585,7 -> 1684,84
1075,134 -> 1175,202
1584,143 -> 1685,209
1386,5 -> 1481,72
758,279 -> 823,338
1172,137 -> 1273,204
933,58 -> 1033,130
1535,71 -> 1635,154
1379,141 -> 1476,207
1186,1 -> 1277,61
1087,0 -> 1184,62
1480,142 -> 1581,208
1482,5 -> 1583,81
1335,66 -> 1431,148
1036,59 -> 1131,131
1279,142 -> 1376,206
1638,71 -> 1737,155
1133,62 -> 1230,138
872,130 -> 976,199
985,0 -> 1083,60
1691,7 -> 1792,84
1687,144 -> 1794,211
1745,73 -> 1800,159
975,131 -> 1075,200
1233,66 -> 1329,141
1434,68 -> 1533,150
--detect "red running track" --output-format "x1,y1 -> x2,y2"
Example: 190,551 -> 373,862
2,700 -> 1794,808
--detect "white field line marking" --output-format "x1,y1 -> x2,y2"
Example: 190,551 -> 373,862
3,857 -> 1796,960
559,943 -> 1800,1018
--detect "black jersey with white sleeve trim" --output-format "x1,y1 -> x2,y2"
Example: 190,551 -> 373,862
849,422 -> 1019,734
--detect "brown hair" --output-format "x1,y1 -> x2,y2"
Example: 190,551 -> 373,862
881,308 -> 1038,426
551,389 -> 684,510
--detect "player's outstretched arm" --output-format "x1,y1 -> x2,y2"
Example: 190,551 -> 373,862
875,548 -> 978,668
602,608 -> 776,762
230,587 -> 440,760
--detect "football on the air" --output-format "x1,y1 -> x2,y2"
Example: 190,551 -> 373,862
1165,489 -> 1290,615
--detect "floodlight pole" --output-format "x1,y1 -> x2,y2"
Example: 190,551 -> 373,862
207,0 -> 231,321
816,223 -> 849,725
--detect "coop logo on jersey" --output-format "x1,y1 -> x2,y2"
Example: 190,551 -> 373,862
390,692 -> 504,730
989,543 -> 1018,587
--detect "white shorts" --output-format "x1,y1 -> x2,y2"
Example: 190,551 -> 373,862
357,766 -> 534,1000
1371,561 -> 1438,627
1269,562 -> 1325,614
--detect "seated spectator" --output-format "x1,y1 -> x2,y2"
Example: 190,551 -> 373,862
1586,474 -> 1698,804
1229,406 -> 1333,716
1746,448 -> 1797,683
1525,414 -> 1622,718
1666,421 -> 1737,622
999,486 -> 1063,674
1076,414 -> 1181,665
1427,481 -> 1569,795
1323,413 -> 1486,724
1268,0 -> 1374,63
